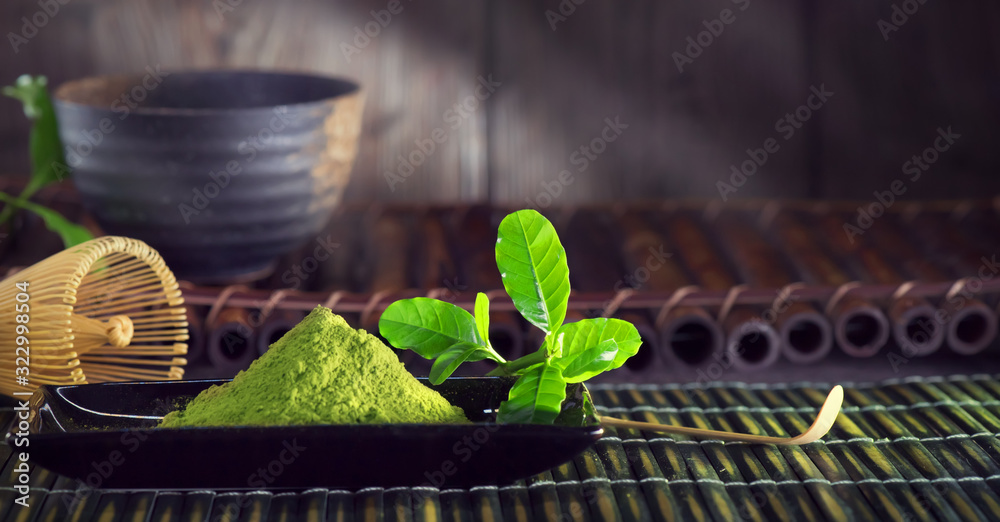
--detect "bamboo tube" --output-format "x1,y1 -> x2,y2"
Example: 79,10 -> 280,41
561,209 -> 626,322
256,310 -> 305,355
0,236 -> 187,397
458,205 -> 503,291
618,311 -> 660,372
663,212 -> 780,371
899,213 -> 998,355
657,306 -> 722,367
368,211 -> 412,293
418,213 -> 459,291
618,212 -> 724,368
771,211 -> 890,357
311,208 -> 359,292
562,210 -> 659,384
714,211 -> 833,364
438,205 -> 500,375
721,307 -> 782,371
817,214 -> 945,356
358,211 -> 413,340
947,301 -> 998,355
206,307 -> 257,376
565,210 -> 624,289
775,300 -> 833,364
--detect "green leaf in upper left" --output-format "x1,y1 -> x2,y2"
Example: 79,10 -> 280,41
2,75 -> 69,201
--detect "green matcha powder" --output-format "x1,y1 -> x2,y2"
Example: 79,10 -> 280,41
160,306 -> 468,427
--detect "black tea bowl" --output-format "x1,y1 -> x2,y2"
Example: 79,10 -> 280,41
54,70 -> 363,283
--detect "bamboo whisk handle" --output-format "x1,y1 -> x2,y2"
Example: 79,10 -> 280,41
105,315 -> 134,347
70,314 -> 135,349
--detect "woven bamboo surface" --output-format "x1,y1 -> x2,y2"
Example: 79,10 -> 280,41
4,375 -> 1000,521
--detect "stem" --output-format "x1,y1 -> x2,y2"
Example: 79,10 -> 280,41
0,190 -> 33,226
0,190 -> 27,226
484,343 -> 507,365
0,157 -> 48,225
486,348 -> 547,377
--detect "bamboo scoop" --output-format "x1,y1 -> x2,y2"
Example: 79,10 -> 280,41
599,385 -> 843,445
0,236 -> 188,397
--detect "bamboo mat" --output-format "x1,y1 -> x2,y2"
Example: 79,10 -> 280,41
3,375 -> 1000,521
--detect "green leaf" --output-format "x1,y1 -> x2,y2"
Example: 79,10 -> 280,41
554,383 -> 598,427
474,292 -> 490,347
496,361 -> 567,424
545,331 -> 564,358
4,76 -> 67,189
554,318 -> 642,382
0,192 -> 93,248
2,75 -> 47,119
428,342 -> 490,385
378,298 -> 489,359
555,338 -> 618,383
495,209 -> 570,335
2,75 -> 70,226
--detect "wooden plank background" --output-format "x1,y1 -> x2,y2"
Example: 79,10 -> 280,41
0,0 -> 997,204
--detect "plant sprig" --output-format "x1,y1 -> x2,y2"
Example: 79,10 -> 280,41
1,74 -> 93,248
379,209 -> 641,424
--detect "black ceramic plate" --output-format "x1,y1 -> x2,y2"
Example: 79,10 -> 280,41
15,377 -> 603,489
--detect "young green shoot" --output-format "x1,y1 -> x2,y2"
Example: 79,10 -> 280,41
1,74 -> 93,247
379,209 -> 641,424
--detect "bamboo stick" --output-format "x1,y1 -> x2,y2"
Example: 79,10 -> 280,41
205,307 -> 256,376
602,386 -> 843,445
256,309 -> 305,355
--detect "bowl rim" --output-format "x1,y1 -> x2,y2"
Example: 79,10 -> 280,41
53,68 -> 362,117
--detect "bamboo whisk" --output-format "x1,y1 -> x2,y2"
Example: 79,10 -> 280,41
0,236 -> 188,397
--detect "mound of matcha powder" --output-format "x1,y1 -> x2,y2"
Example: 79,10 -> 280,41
159,306 -> 468,427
